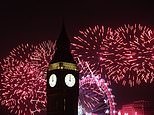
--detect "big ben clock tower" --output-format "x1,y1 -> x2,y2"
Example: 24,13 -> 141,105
47,24 -> 79,115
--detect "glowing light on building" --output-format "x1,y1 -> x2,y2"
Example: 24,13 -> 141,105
118,100 -> 154,115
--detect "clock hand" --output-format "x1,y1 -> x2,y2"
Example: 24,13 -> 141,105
69,75 -> 71,81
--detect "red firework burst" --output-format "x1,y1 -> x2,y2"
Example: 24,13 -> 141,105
109,24 -> 154,86
71,24 -> 154,87
0,41 -> 54,115
71,25 -> 117,80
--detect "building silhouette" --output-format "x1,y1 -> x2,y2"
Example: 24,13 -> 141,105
46,23 -> 79,115
118,100 -> 154,115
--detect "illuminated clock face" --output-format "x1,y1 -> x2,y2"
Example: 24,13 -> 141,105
49,74 -> 57,87
65,74 -> 76,87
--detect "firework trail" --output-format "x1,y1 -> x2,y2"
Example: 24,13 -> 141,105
71,24 -> 154,87
0,40 -> 116,115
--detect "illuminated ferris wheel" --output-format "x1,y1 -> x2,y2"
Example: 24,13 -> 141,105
77,60 -> 116,115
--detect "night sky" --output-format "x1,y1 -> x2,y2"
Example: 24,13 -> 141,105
0,0 -> 154,114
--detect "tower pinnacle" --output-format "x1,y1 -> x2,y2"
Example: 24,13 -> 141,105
51,23 -> 75,63
56,22 -> 70,51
